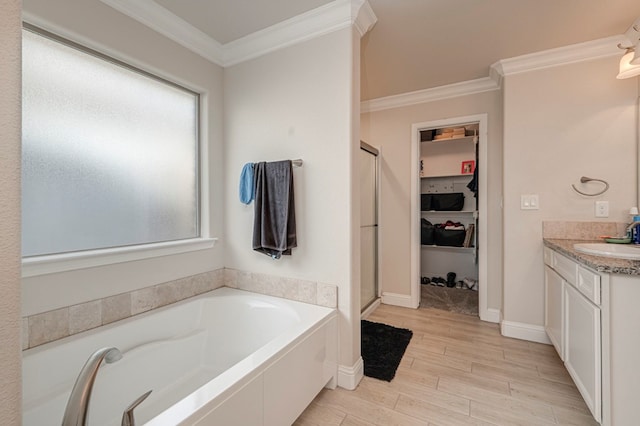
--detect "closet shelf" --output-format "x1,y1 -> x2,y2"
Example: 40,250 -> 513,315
421,210 -> 477,214
421,173 -> 472,179
420,135 -> 476,144
421,245 -> 475,252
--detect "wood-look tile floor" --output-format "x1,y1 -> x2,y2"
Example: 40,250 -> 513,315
294,303 -> 598,426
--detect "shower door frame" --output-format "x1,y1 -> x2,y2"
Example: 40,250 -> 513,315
360,140 -> 380,315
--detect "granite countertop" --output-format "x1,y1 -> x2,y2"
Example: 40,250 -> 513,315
544,239 -> 640,275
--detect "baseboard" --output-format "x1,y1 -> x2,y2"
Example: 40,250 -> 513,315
361,298 -> 381,319
382,292 -> 417,308
480,308 -> 501,324
337,357 -> 364,390
501,320 -> 551,344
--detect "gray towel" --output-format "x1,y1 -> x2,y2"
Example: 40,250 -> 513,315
252,160 -> 297,259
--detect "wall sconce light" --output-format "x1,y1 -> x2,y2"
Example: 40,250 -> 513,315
632,25 -> 640,65
617,47 -> 640,79
617,24 -> 640,78
616,22 -> 640,79
631,48 -> 640,65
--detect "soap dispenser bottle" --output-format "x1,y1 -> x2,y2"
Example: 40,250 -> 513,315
628,207 -> 639,242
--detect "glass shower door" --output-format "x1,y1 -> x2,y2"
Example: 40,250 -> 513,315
360,142 -> 378,312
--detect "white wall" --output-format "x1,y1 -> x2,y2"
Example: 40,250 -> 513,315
224,28 -> 362,377
361,90 -> 504,311
503,56 -> 638,327
0,0 -> 23,423
21,0 -> 225,316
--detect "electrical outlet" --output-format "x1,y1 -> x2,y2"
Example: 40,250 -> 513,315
595,201 -> 609,217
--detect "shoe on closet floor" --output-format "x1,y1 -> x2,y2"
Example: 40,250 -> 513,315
463,277 -> 478,291
431,276 -> 445,286
446,272 -> 457,288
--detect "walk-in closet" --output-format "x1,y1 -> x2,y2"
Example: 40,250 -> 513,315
419,122 -> 479,315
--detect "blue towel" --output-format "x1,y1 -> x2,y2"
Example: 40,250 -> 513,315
239,163 -> 255,204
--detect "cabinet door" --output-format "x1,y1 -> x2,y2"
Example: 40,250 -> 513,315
564,283 -> 601,422
544,266 -> 564,360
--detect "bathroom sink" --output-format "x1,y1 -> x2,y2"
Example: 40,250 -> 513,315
573,243 -> 640,260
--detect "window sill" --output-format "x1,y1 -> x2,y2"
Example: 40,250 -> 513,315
22,238 -> 218,278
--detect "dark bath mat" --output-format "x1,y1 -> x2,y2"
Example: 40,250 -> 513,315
361,320 -> 413,381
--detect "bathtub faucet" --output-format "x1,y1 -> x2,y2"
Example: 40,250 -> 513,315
62,347 -> 123,426
121,390 -> 152,426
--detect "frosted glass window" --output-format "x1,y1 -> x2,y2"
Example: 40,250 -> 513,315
22,28 -> 200,257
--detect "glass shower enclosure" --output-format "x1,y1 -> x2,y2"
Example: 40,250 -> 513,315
360,141 -> 379,312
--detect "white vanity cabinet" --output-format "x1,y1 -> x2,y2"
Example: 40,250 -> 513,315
544,247 -> 601,423
564,281 -> 601,421
544,244 -> 640,426
543,266 -> 564,360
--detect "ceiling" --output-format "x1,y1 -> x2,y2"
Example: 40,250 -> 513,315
154,0 -> 334,44
361,0 -> 640,100
148,0 -> 640,100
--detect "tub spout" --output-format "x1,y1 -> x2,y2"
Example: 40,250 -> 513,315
62,347 -> 123,426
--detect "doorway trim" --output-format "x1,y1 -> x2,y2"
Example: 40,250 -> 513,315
410,113 -> 492,322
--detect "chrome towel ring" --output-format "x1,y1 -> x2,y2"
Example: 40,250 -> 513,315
571,176 -> 610,197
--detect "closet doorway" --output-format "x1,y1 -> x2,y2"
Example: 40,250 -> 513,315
410,114 -> 491,322
419,122 -> 479,315
360,141 -> 379,313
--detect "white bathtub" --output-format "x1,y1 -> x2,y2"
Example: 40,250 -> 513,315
23,287 -> 338,425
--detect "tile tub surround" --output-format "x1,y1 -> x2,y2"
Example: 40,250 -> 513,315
544,239 -> 640,275
22,268 -> 338,349
223,268 -> 338,309
23,269 -> 225,349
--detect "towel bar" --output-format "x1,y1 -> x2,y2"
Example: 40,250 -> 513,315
571,176 -> 609,197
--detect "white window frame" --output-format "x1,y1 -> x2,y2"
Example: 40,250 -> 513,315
21,23 -> 217,278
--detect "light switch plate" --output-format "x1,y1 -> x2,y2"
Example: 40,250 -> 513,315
521,194 -> 539,210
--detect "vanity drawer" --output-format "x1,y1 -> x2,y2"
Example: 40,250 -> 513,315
577,265 -> 601,305
553,251 -> 577,285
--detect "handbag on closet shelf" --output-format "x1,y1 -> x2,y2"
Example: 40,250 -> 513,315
434,228 -> 466,247
434,222 -> 466,247
421,219 -> 435,245
421,192 -> 464,211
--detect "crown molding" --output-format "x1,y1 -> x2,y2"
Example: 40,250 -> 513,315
99,0 -> 376,68
99,0 -> 224,65
361,33 -> 630,113
353,0 -> 377,37
223,0 -> 375,66
361,76 -> 500,114
491,35 -> 626,77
